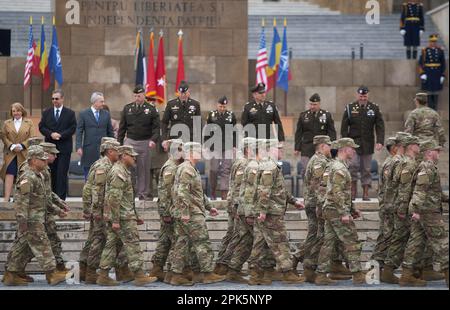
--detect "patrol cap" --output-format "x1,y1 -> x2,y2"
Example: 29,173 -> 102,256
242,137 -> 257,148
429,33 -> 439,42
101,137 -> 117,144
178,80 -> 189,93
415,92 -> 428,104
309,93 -> 321,103
420,140 -> 442,152
40,142 -> 59,154
27,136 -> 44,146
403,135 -> 420,146
330,140 -> 339,150
133,85 -> 145,94
168,138 -> 184,148
101,140 -> 120,153
251,83 -> 266,94
313,135 -> 331,146
334,138 -> 359,149
265,138 -> 283,148
357,86 -> 369,95
385,137 -> 397,148
218,96 -> 228,105
395,132 -> 412,146
27,145 -> 48,161
183,142 -> 202,154
118,145 -> 139,157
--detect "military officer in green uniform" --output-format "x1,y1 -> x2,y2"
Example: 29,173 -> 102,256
341,86 -> 385,200
294,94 -> 336,177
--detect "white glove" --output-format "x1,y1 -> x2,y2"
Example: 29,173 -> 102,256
441,76 -> 445,84
400,29 -> 406,36
419,30 -> 424,36
420,74 -> 427,81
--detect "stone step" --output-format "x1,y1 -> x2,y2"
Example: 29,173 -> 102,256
0,0 -> 51,12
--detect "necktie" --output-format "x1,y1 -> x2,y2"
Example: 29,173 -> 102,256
55,109 -> 60,121
95,110 -> 99,123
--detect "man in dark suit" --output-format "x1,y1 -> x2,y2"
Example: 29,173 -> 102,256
39,89 -> 77,200
76,91 -> 114,179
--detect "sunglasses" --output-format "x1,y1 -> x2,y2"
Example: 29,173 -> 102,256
52,98 -> 60,101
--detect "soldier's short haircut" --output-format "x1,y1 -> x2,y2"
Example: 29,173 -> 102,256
90,91 -> 104,104
416,97 -> 427,105
52,89 -> 64,98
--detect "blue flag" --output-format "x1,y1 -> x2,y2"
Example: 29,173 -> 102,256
134,30 -> 146,86
277,22 -> 289,92
48,23 -> 63,86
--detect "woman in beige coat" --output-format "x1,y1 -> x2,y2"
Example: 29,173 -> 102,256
1,103 -> 35,202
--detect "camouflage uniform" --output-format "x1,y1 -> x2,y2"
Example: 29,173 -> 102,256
99,156 -> 145,273
170,159 -> 215,274
402,144 -> 449,272
7,149 -> 60,273
294,150 -> 329,267
317,147 -> 362,274
252,155 -> 297,272
404,105 -> 446,146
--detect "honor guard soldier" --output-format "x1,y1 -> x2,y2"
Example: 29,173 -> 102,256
341,86 -> 385,201
400,0 -> 424,59
419,34 -> 447,110
162,80 -> 201,145
205,95 -> 237,200
241,83 -> 285,142
118,85 -> 161,200
294,93 -> 337,177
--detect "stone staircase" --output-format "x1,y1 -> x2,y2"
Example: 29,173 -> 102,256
248,0 -> 340,15
0,0 -> 51,12
0,199 -> 447,274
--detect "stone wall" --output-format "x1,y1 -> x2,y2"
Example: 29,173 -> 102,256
429,2 -> 449,49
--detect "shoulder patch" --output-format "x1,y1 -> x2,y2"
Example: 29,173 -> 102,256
19,179 -> 30,194
416,171 -> 429,185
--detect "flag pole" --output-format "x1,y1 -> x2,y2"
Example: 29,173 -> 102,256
40,15 -> 44,113
283,18 -> 288,116
53,16 -> 59,91
29,16 -> 33,116
272,18 -> 277,105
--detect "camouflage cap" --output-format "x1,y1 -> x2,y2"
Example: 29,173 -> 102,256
330,140 -> 339,150
183,142 -> 202,153
403,135 -> 420,146
420,140 -> 442,152
334,138 -> 359,149
27,136 -> 44,146
242,137 -> 257,147
101,137 -> 117,144
101,140 -> 120,153
385,137 -> 397,148
168,139 -> 184,148
395,131 -> 412,146
415,92 -> 428,103
40,142 -> 59,154
313,135 -> 331,146
27,145 -> 48,161
118,145 -> 139,157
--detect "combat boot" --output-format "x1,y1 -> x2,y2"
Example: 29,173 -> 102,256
17,272 -> 34,283
183,266 -> 194,281
192,272 -> 203,284
248,269 -> 271,286
226,269 -> 248,284
85,267 -> 98,284
352,271 -> 366,285
362,185 -> 370,201
164,271 -> 173,284
351,181 -> 357,200
56,262 -> 70,273
170,273 -> 194,286
314,273 -> 337,286
421,267 -> 445,281
292,256 -> 300,274
248,268 -> 258,278
263,268 -> 283,281
116,265 -> 134,283
46,270 -> 67,286
79,261 -> 87,282
380,265 -> 399,284
330,261 -> 352,275
213,263 -> 228,276
133,270 -> 157,286
282,270 -> 305,284
200,272 -> 227,284
149,264 -> 165,281
303,267 -> 316,283
399,268 -> 427,287
96,269 -> 119,286
2,271 -> 28,286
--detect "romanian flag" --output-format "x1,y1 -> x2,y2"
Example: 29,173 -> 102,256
175,29 -> 185,95
145,31 -> 157,98
155,32 -> 166,104
267,18 -> 281,92
39,17 -> 51,90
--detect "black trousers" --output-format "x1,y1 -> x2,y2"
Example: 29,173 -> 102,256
49,152 -> 71,200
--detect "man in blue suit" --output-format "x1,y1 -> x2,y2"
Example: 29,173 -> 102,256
39,89 -> 77,200
76,92 -> 114,179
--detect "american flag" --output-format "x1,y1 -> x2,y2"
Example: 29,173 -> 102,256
24,21 -> 36,87
255,25 -> 268,87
